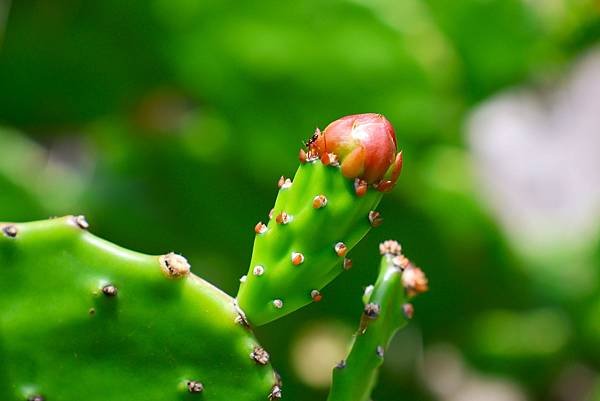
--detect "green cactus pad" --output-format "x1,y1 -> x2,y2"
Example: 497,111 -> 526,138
237,160 -> 383,326
327,245 -> 416,401
0,217 -> 278,401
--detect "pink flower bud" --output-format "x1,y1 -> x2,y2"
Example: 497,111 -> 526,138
311,113 -> 402,189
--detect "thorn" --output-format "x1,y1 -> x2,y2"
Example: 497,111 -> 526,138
239,275 -> 247,283
335,360 -> 346,369
273,299 -> 283,309
253,265 -> 265,276
73,215 -> 89,229
376,345 -> 384,358
392,255 -> 410,270
334,242 -> 348,257
255,222 -> 268,234
311,290 -> 322,302
277,176 -> 292,189
403,303 -> 414,319
269,208 -> 275,219
312,194 -> 328,209
291,252 -> 304,266
187,380 -> 204,393
379,240 -> 401,256
343,258 -> 353,270
1,225 -> 17,238
159,253 -> 191,278
235,314 -> 250,327
269,385 -> 283,400
89,308 -> 96,316
250,346 -> 270,365
299,148 -> 308,164
363,303 -> 380,319
275,212 -> 291,225
234,302 -> 251,328
368,211 -> 383,227
101,284 -> 118,297
354,178 -> 368,197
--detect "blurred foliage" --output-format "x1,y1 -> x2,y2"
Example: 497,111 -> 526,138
0,0 -> 599,400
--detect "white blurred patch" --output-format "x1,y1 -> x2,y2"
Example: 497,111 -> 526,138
290,320 -> 353,389
421,343 -> 529,401
467,47 -> 600,257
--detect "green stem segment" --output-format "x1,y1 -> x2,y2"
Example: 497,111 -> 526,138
327,250 -> 412,401
237,161 -> 382,326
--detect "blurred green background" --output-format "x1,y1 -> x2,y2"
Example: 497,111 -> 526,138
1,0 -> 600,400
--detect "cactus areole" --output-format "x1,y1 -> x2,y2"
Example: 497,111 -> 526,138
237,114 -> 403,326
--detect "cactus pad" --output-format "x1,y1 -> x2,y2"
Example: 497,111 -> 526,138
0,217 -> 278,401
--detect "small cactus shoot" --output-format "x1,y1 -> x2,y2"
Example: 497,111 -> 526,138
237,114 -> 403,325
327,241 -> 427,401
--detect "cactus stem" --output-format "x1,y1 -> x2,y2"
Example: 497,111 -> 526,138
72,215 -> 89,229
187,380 -> 204,393
159,253 -> 191,278
250,346 -> 270,365
334,242 -> 348,257
403,303 -> 414,319
1,224 -> 18,238
354,179 -> 368,197
312,194 -> 328,209
253,265 -> 265,276
379,240 -> 401,256
368,211 -> 383,228
291,252 -> 304,265
278,176 -> 292,189
269,385 -> 283,400
363,303 -> 380,319
255,222 -> 268,234
101,284 -> 118,297
343,258 -> 353,270
375,346 -> 384,358
311,290 -> 322,302
275,212 -> 291,225
272,299 -> 283,309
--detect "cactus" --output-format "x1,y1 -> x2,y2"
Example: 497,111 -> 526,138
0,113 -> 424,401
327,241 -> 428,401
0,216 -> 278,401
237,113 -> 403,326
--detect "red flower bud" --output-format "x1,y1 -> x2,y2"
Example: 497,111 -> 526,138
311,113 -> 402,189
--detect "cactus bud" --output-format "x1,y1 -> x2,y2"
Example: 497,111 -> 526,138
312,113 -> 401,188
